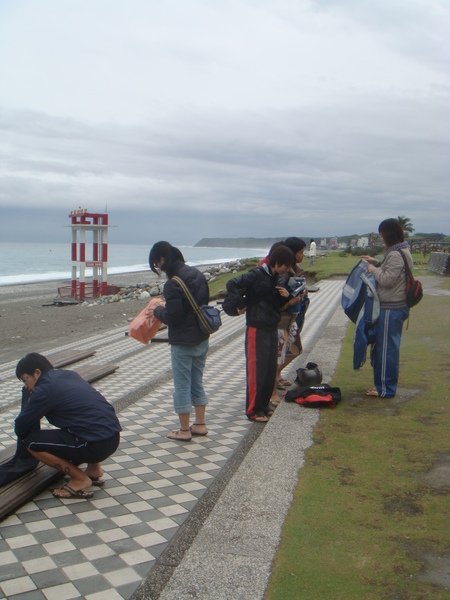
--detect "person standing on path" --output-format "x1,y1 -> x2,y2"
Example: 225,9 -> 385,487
148,241 -> 210,441
361,218 -> 413,398
223,245 -> 295,422
309,239 -> 317,267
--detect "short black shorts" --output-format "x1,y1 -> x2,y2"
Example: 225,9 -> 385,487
24,430 -> 120,464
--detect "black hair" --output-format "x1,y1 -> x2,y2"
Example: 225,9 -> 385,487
267,241 -> 284,256
284,237 -> 306,253
149,241 -> 185,278
16,353 -> 54,380
268,245 -> 296,268
378,218 -> 404,247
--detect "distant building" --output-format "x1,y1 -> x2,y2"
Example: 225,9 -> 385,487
357,237 -> 369,248
320,238 -> 327,248
329,237 -> 338,250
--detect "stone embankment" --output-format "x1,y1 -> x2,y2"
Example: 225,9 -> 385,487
81,260 -> 244,306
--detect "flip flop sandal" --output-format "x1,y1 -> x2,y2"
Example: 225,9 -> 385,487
190,423 -> 208,436
90,477 -> 106,487
366,389 -> 379,397
52,484 -> 94,499
250,415 -> 269,423
167,429 -> 192,442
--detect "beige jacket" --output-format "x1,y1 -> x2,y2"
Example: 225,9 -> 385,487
371,248 -> 413,308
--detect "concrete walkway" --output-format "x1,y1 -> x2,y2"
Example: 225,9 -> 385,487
0,280 -> 347,600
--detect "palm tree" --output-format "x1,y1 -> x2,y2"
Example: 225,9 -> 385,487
397,216 -> 414,237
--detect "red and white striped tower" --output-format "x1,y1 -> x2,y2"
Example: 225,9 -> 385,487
69,208 -> 110,300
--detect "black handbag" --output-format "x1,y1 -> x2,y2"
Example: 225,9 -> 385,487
173,276 -> 222,335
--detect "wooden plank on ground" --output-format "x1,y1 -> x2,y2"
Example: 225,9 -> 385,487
0,464 -> 61,521
46,348 -> 96,368
72,363 -> 118,383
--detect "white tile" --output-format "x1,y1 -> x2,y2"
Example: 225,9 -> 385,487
123,500 -> 153,513
23,556 -> 57,574
149,478 -> 172,489
0,549 -> 17,565
151,449 -> 171,457
179,482 -> 206,492
77,509 -> 106,523
81,544 -> 115,560
103,567 -> 141,586
136,489 -> 164,500
97,528 -> 129,543
134,531 -> 167,547
157,469 -> 183,478
16,502 -> 40,514
139,457 -> 163,466
42,582 -> 80,600
26,519 -> 56,533
43,539 -> 76,554
118,475 -> 142,485
62,561 -> 99,580
150,517 -> 177,532
121,548 -> 155,566
129,466 -> 152,475
43,506 -> 72,518
188,472 -> 213,482
0,514 -> 21,527
7,534 -> 38,549
60,523 -> 92,537
196,463 -> 220,472
169,492 -> 197,503
105,485 -> 132,496
158,504 -> 188,517
91,497 -> 120,509
167,460 -> 191,468
85,590 -> 124,600
111,454 -> 134,463
111,513 -> 141,527
0,575 -> 36,597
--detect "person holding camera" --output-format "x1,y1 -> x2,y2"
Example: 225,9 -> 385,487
223,245 -> 295,422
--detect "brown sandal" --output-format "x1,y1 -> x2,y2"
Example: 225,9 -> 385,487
190,423 -> 208,436
167,429 -> 192,442
366,388 -> 379,397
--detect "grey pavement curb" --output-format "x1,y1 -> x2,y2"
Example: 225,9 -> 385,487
135,306 -> 348,600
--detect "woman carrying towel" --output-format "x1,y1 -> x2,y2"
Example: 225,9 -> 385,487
148,241 -> 210,441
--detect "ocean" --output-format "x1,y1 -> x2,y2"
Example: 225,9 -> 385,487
0,242 -> 268,286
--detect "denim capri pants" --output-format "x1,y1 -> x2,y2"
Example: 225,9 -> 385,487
170,339 -> 209,414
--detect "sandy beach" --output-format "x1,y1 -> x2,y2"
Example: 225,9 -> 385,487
0,270 -> 162,364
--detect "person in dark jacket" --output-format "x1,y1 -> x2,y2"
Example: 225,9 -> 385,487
223,245 -> 295,421
148,241 -> 210,441
15,353 -> 121,498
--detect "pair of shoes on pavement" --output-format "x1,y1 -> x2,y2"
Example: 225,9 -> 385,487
167,423 -> 208,442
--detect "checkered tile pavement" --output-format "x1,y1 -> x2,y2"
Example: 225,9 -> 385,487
0,281 -> 343,599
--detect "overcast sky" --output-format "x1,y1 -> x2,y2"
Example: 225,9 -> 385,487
1,0 -> 449,244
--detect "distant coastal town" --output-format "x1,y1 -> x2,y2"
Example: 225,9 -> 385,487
196,232 -> 450,253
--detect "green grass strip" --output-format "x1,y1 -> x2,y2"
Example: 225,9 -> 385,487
266,291 -> 450,600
